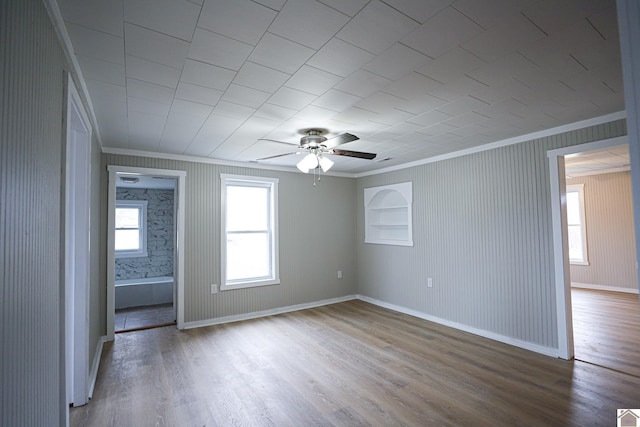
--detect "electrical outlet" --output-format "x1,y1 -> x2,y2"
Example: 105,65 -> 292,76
211,284 -> 218,294
427,278 -> 433,288
337,270 -> 343,279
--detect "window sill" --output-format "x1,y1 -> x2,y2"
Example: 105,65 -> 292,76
115,251 -> 148,259
220,279 -> 280,291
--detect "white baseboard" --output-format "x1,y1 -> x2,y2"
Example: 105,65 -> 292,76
88,336 -> 107,399
182,295 -> 358,329
356,295 -> 559,358
571,282 -> 639,294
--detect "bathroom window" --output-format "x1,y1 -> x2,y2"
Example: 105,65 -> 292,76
221,174 -> 279,290
115,200 -> 148,258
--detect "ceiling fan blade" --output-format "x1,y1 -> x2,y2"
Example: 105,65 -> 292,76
323,133 -> 359,148
257,152 -> 301,160
258,138 -> 299,147
330,148 -> 376,160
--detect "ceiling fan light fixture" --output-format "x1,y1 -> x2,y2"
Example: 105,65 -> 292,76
319,155 -> 334,172
297,153 -> 318,173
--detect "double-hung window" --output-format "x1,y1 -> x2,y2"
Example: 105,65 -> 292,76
221,174 -> 279,290
566,184 -> 589,265
115,200 -> 148,258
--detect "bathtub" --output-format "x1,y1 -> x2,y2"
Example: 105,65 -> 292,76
114,276 -> 174,309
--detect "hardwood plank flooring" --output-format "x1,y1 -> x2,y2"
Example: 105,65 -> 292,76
115,303 -> 176,333
71,300 -> 640,426
571,288 -> 640,377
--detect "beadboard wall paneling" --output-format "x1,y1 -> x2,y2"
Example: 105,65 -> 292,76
102,154 -> 357,323
0,0 -> 68,424
356,119 -> 627,351
567,172 -> 638,292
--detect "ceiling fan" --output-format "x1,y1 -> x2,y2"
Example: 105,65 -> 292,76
257,129 -> 377,173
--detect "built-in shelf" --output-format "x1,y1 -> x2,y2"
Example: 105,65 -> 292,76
364,182 -> 413,246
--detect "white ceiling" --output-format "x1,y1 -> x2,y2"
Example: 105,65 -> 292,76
57,0 -> 624,173
565,144 -> 630,178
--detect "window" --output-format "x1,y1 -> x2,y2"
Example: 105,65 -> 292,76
221,174 -> 279,290
566,184 -> 588,265
115,200 -> 148,258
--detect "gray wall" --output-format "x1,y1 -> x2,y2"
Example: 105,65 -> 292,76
356,119 -> 627,352
103,154 -> 357,323
1,0 -> 66,424
568,171 -> 638,292
115,188 -> 174,280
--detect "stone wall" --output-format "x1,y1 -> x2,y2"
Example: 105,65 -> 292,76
115,188 -> 174,280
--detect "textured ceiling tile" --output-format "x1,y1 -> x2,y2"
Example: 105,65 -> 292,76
66,23 -> 124,65
407,109 -> 454,126
127,96 -> 171,116
334,69 -> 392,98
461,14 -> 545,62
451,0 -> 527,29
363,43 -> 431,80
126,55 -> 182,89
268,86 -> 317,110
175,81 -> 223,105
356,92 -> 406,114
317,0 -> 368,16
253,0 -> 286,10
124,0 -> 200,41
307,38 -> 375,77
312,89 -> 362,112
127,78 -> 175,104
416,47 -> 486,84
285,65 -> 343,96
221,84 -> 271,108
77,55 -> 125,86
253,103 -> 298,122
180,59 -> 235,91
248,32 -> 315,74
233,62 -> 290,93
58,0 -> 123,36
268,0 -> 350,49
199,0 -> 276,45
125,23 -> 190,69
295,104 -> 338,121
336,0 -> 420,54
402,7 -> 484,58
382,0 -> 452,23
213,101 -> 256,121
186,114 -> 244,157
188,28 -> 253,70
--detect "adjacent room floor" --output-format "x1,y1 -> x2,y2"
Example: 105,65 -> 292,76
571,287 -> 640,377
114,303 -> 175,333
72,298 -> 640,426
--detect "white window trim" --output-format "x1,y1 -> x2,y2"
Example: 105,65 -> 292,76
566,184 -> 589,265
115,200 -> 148,258
220,174 -> 279,291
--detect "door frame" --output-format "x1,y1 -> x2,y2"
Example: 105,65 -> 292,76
64,74 -> 92,406
106,166 -> 186,339
547,135 -> 628,359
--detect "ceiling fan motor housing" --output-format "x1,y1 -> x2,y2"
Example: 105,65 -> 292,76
300,130 -> 327,148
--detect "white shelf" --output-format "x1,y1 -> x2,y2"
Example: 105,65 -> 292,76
364,182 -> 413,246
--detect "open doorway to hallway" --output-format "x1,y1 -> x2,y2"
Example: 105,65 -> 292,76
562,143 -> 640,375
113,174 -> 177,333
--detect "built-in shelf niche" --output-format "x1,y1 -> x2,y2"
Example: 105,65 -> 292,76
364,182 -> 413,246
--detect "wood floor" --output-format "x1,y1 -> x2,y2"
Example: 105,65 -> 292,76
571,288 -> 640,377
115,303 -> 176,333
71,299 -> 640,426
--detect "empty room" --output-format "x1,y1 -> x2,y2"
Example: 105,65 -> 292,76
2,0 -> 640,426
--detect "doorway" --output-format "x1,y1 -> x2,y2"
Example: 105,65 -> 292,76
548,135 -> 635,362
114,174 -> 177,332
64,75 -> 91,407
106,166 -> 186,340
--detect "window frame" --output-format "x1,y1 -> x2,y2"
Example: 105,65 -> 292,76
115,199 -> 148,258
220,174 -> 279,291
566,184 -> 589,265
